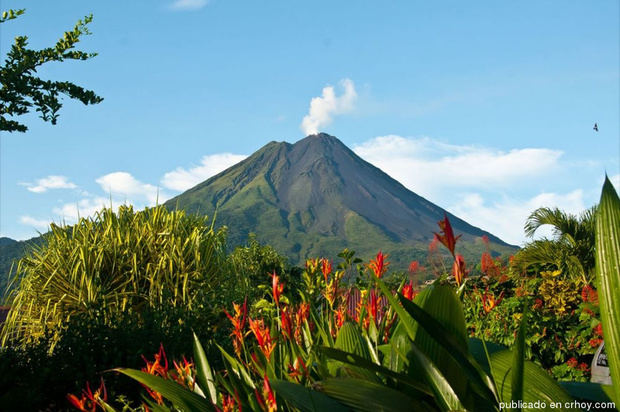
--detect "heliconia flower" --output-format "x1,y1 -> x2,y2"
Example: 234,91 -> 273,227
434,213 -> 462,257
368,251 -> 389,278
272,272 -> 284,307
255,375 -> 277,412
305,258 -> 320,273
218,391 -> 242,412
480,252 -> 495,276
142,343 -> 169,378
294,302 -> 310,344
288,356 -> 309,381
320,258 -> 332,282
224,299 -> 248,358
249,318 -> 276,359
334,305 -> 346,329
67,379 -> 107,412
428,236 -> 440,252
367,289 -> 379,325
280,305 -> 293,339
172,357 -> 195,389
452,254 -> 468,286
408,260 -> 420,274
479,287 -> 504,313
402,280 -> 416,301
323,277 -> 339,307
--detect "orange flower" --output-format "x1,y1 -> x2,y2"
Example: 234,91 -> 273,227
368,251 -> 389,278
294,302 -> 309,344
249,318 -> 276,359
224,299 -> 248,357
452,254 -> 468,286
334,305 -> 346,329
67,379 -> 107,412
402,280 -> 416,301
218,392 -> 242,412
408,260 -> 420,274
172,357 -> 195,389
141,344 -> 169,404
367,289 -> 379,326
434,213 -> 462,257
479,287 -> 504,313
320,258 -> 332,282
272,272 -> 284,307
288,356 -> 309,381
255,375 -> 277,412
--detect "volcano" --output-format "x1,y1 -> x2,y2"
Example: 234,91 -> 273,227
164,133 -> 516,269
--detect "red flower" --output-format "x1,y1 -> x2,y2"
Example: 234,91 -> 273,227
172,357 -> 194,389
434,213 -> 462,257
533,298 -> 543,310
481,235 -> 489,246
280,306 -> 293,339
288,356 -> 309,381
367,289 -> 379,325
408,260 -> 420,274
67,379 -> 107,412
218,391 -> 241,412
566,357 -> 578,368
402,280 -> 416,301
589,338 -> 603,348
368,251 -> 389,278
593,323 -> 603,337
581,285 -> 599,305
272,272 -> 284,307
255,375 -> 277,412
335,305 -> 346,329
249,318 -> 276,359
141,344 -> 169,404
578,362 -> 590,372
224,299 -> 248,357
479,287 -> 504,313
321,258 -> 332,282
452,254 -> 468,286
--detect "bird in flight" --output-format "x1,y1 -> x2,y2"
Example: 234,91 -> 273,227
593,123 -> 599,132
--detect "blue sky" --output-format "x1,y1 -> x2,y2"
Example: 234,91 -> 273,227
1,0 -> 618,245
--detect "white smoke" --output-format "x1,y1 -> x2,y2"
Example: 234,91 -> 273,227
300,78 -> 357,135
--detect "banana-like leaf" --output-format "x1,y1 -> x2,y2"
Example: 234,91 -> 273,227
271,380 -> 349,412
488,350 -> 577,411
315,378 -> 435,412
115,368 -> 214,411
468,338 -> 506,376
193,332 -> 217,405
511,306 -> 527,410
329,322 -> 376,380
595,176 -> 620,399
409,343 -> 464,411
559,382 -> 617,404
374,276 -> 498,407
319,346 -> 432,397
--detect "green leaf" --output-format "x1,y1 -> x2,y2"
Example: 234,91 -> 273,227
468,338 -> 507,377
511,306 -> 527,410
193,331 -> 217,405
319,346 -> 432,397
409,344 -> 464,411
114,368 -> 214,411
315,378 -> 435,412
374,276 -> 498,407
559,382 -> 617,404
488,350 -> 577,411
595,175 -> 620,400
270,380 -> 349,412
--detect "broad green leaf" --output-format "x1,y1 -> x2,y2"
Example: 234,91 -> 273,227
193,332 -> 217,404
559,382 -> 617,404
329,321 -> 376,380
468,338 -> 507,377
511,306 -> 527,410
115,368 -> 213,411
319,346 -> 432,397
374,275 -> 498,408
409,343 -> 464,411
271,380 -> 349,412
489,350 -> 577,411
315,378 -> 435,412
595,175 -> 620,399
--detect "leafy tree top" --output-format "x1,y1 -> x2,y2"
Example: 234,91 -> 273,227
0,9 -> 103,132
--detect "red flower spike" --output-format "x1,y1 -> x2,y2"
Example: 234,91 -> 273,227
320,258 -> 332,282
249,318 -> 276,359
434,213 -> 462,257
402,280 -> 416,301
368,251 -> 389,278
408,260 -> 420,274
271,272 -> 284,307
224,299 -> 248,358
255,375 -> 277,412
452,254 -> 468,286
479,287 -> 504,313
280,306 -> 293,339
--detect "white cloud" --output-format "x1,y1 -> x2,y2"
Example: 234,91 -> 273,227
353,135 -> 563,200
301,78 -> 357,135
53,196 -> 119,223
161,153 -> 247,191
19,215 -> 51,231
22,175 -> 77,193
448,190 -> 587,245
169,0 -> 208,10
96,172 -> 164,204
610,174 -> 620,192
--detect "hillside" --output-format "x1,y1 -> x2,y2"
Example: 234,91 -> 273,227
165,133 -> 517,269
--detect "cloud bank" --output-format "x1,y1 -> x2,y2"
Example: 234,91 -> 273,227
301,78 -> 357,135
169,0 -> 208,11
